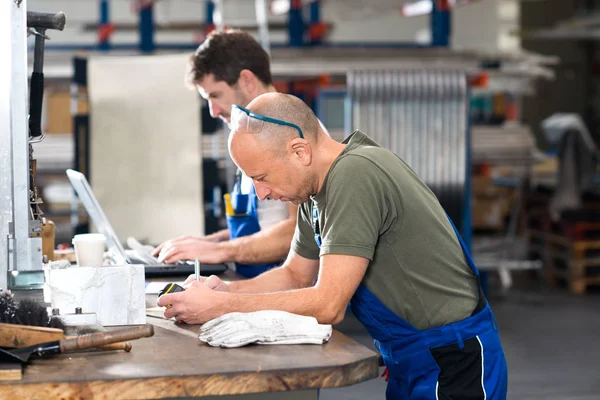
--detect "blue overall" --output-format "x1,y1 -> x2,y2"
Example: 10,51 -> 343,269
225,172 -> 281,278
312,206 -> 508,399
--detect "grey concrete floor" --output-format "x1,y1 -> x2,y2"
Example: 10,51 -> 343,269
321,284 -> 600,399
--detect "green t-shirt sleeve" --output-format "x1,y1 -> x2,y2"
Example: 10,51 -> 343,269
291,202 -> 321,260
321,155 -> 397,260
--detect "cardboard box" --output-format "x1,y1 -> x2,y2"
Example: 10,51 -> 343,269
472,196 -> 511,230
45,89 -> 88,134
472,176 -> 515,230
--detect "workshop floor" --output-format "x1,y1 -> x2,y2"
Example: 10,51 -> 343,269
323,284 -> 600,399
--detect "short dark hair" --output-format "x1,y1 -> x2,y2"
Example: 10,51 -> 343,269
188,29 -> 272,88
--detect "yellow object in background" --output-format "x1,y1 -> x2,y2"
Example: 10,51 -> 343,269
224,193 -> 235,216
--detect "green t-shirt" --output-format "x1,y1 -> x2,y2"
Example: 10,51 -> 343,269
292,130 -> 479,330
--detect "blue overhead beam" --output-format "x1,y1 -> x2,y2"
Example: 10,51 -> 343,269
40,41 -> 435,52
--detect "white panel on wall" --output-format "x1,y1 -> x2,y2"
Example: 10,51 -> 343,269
452,0 -> 500,51
87,53 -> 204,244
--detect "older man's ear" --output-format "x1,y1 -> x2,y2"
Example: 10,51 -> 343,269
290,138 -> 312,166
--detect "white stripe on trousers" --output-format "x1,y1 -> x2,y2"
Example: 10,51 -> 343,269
476,335 -> 487,400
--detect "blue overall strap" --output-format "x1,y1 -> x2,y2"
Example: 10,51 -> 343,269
445,214 -> 488,315
312,204 -> 322,247
232,170 -> 243,193
247,181 -> 259,213
445,214 -> 479,277
231,171 -> 249,214
226,171 -> 279,278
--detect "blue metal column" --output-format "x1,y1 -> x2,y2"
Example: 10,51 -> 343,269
309,1 -> 320,26
205,0 -> 216,34
309,0 -> 324,45
431,0 -> 451,47
139,1 -> 155,53
99,0 -> 111,51
288,0 -> 305,47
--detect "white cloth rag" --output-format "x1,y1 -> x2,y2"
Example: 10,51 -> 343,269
198,310 -> 333,348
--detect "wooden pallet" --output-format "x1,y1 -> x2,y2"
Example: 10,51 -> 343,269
527,214 -> 600,241
528,230 -> 600,295
524,189 -> 600,234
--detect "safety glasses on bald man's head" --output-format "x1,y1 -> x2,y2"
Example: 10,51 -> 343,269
230,104 -> 304,139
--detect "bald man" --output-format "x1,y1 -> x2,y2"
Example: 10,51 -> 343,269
158,93 -> 508,400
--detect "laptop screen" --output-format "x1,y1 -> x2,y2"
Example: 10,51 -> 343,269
66,169 -> 130,264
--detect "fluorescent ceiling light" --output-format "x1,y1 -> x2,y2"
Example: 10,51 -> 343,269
402,0 -> 484,17
402,0 -> 433,17
270,0 -> 290,15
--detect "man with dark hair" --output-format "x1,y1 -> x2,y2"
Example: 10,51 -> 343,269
186,29 -> 273,94
158,93 -> 509,399
153,30 -> 300,278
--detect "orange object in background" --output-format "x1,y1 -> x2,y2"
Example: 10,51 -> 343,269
97,23 -> 115,43
505,96 -> 519,121
474,163 -> 492,177
435,0 -> 451,11
492,93 -> 505,117
273,75 -> 336,110
469,73 -> 489,88
309,22 -> 328,42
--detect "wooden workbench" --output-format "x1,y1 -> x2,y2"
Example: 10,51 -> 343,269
0,272 -> 380,399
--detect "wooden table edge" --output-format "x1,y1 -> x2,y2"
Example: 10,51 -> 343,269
0,318 -> 381,398
0,355 -> 380,399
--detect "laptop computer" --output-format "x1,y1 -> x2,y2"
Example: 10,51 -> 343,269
66,169 -> 228,277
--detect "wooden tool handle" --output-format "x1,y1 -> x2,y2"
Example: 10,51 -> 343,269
0,323 -> 64,349
64,336 -> 133,352
59,325 -> 154,353
98,342 -> 132,352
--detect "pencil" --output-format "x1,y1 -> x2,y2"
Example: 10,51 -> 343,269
195,257 -> 200,281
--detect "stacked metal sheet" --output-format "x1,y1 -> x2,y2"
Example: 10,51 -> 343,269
346,70 -> 469,230
471,124 -> 537,165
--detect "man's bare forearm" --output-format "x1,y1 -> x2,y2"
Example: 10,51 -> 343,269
216,286 -> 338,324
221,218 -> 295,265
228,264 -> 308,293
206,229 -> 230,242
